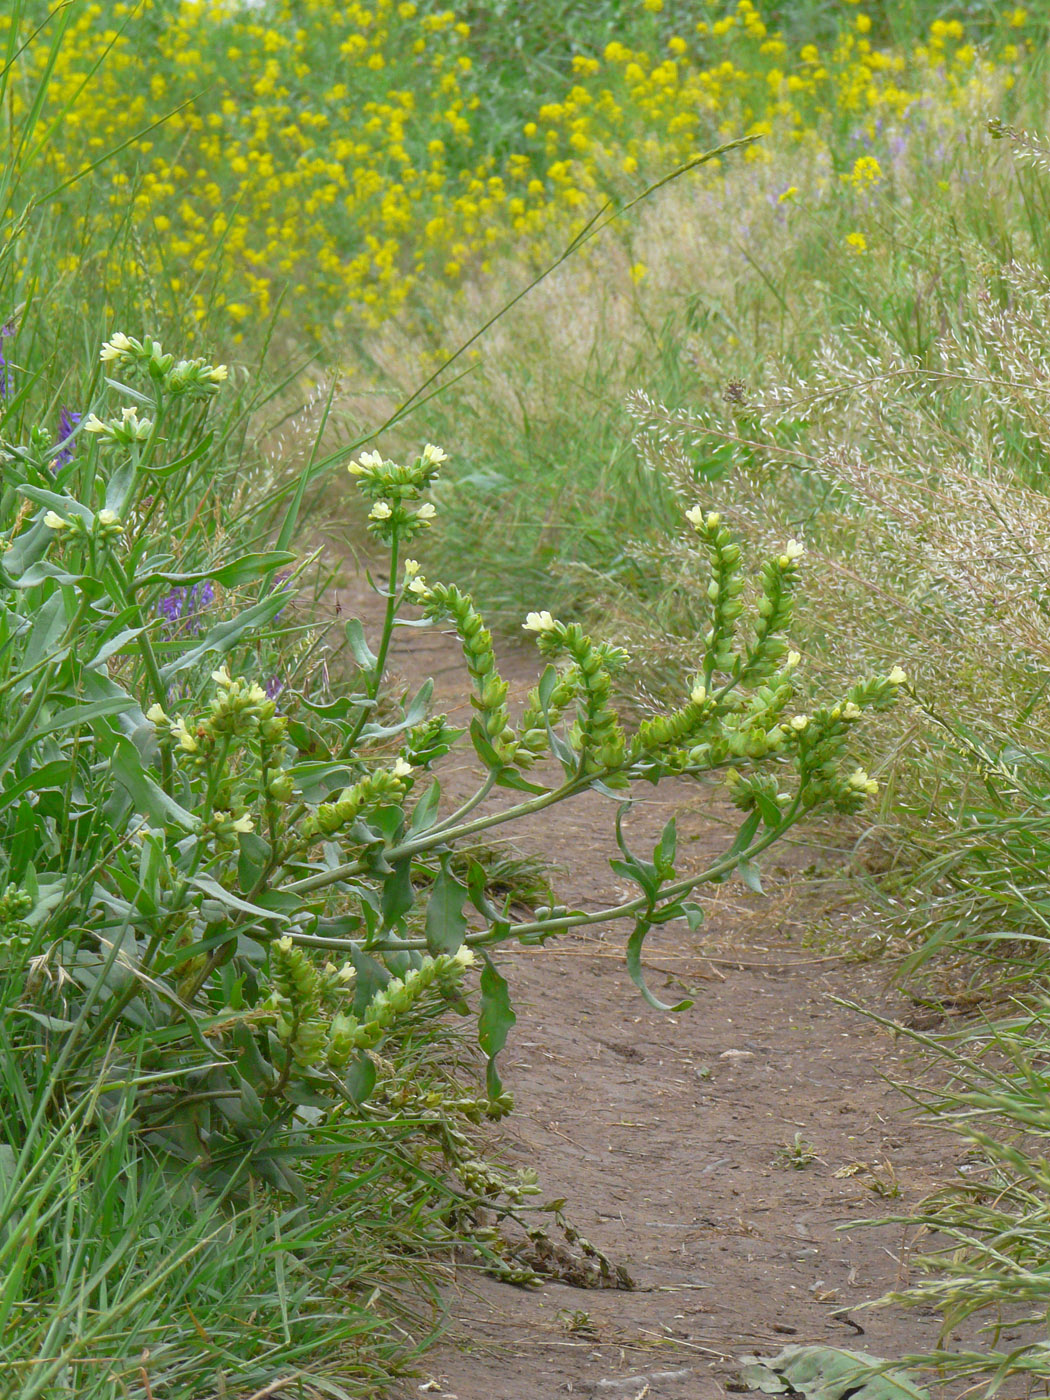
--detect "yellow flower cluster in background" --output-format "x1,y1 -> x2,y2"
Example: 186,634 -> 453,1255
3,0 -> 1032,342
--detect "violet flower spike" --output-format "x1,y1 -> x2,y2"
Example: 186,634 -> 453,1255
53,407 -> 82,470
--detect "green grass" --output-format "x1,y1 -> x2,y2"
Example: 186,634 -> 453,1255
8,1 -> 1050,1396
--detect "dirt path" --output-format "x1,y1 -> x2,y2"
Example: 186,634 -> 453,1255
329,572 -> 969,1400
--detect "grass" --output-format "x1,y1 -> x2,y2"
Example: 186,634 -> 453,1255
7,0 -> 1050,1396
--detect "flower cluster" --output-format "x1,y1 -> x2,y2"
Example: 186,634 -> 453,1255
302,760 -> 415,842
82,405 -> 154,448
146,665 -> 289,848
44,506 -> 123,543
100,332 -> 227,399
348,444 -> 446,545
521,614 -> 629,776
264,936 -> 473,1072
326,947 -> 475,1067
0,883 -> 33,956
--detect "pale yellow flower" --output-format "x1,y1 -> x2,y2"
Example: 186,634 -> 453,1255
523,610 -> 556,632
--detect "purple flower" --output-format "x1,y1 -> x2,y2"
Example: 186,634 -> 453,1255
188,581 -> 215,613
265,675 -> 284,702
53,407 -> 82,470
158,580 -> 215,636
158,589 -> 185,625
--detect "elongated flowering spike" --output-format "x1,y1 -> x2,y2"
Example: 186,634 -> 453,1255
516,666 -> 581,765
630,677 -> 722,764
738,538 -> 806,685
424,583 -> 517,761
686,507 -> 746,681
82,406 -> 154,447
269,934 -> 327,1066
522,613 -> 628,775
325,948 -> 475,1068
208,666 -> 275,738
302,760 -> 414,843
776,670 -> 904,813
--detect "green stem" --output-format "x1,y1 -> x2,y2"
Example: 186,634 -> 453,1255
426,769 -> 498,837
282,770 -> 591,899
337,536 -> 401,759
104,552 -> 173,789
289,803 -> 805,955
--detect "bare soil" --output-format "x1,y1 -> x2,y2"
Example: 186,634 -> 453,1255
330,572 -> 977,1400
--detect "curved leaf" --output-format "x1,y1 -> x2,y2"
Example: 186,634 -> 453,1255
626,918 -> 693,1013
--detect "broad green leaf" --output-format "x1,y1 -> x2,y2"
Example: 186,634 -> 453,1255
494,767 -> 548,795
737,1347 -> 929,1400
344,618 -> 378,670
237,832 -> 272,892
109,733 -> 197,831
357,680 -> 433,741
380,857 -> 414,928
737,858 -> 764,894
17,483 -> 94,526
27,695 -> 135,742
469,717 -> 502,769
654,817 -> 677,873
189,873 -> 290,922
159,592 -> 289,682
408,780 -> 441,835
424,860 -> 468,956
537,663 -> 559,710
479,957 -> 515,1099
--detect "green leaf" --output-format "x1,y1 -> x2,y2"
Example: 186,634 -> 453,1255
537,663 -> 559,710
494,767 -> 548,795
109,734 -> 197,830
626,918 -> 694,1013
17,483 -> 94,526
0,759 -> 69,811
144,429 -> 215,478
424,860 -> 468,956
27,695 -> 135,742
469,717 -> 502,769
407,780 -> 441,835
547,727 -> 577,775
237,832 -> 272,892
159,592 -> 290,682
737,1347 -> 929,1400
479,957 -> 515,1098
135,550 -> 295,592
380,857 -> 414,928
342,1055 -> 377,1106
357,680 -> 434,741
105,461 -> 136,515
737,859 -> 764,894
609,857 -> 659,903
188,873 -> 290,922
344,618 -> 378,671
654,816 -> 677,874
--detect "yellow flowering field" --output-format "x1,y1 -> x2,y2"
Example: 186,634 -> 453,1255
5,0 -> 1038,343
